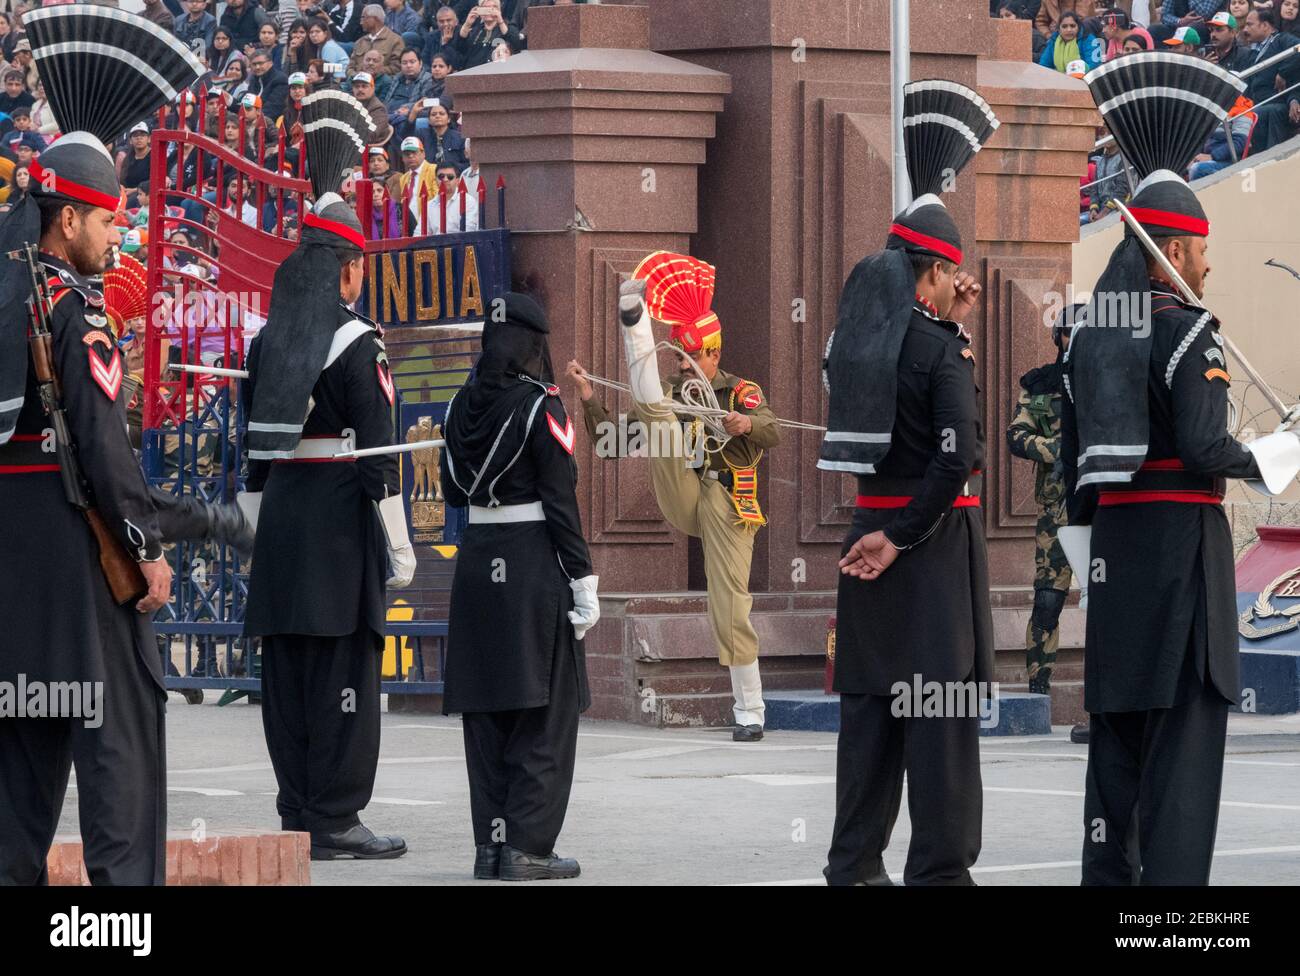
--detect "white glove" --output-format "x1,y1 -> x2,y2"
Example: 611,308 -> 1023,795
1245,429 -> 1300,496
376,494 -> 417,589
567,574 -> 600,641
235,491 -> 262,534
1056,524 -> 1092,611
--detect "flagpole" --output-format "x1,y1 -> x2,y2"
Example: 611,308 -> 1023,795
891,0 -> 911,215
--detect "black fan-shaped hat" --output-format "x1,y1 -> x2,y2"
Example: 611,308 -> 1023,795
1085,52 -> 1243,180
26,4 -> 207,143
902,79 -> 1000,199
300,89 -> 376,200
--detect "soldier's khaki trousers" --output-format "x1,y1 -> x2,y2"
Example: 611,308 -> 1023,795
632,399 -> 760,668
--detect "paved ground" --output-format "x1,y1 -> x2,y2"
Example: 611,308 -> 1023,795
63,697 -> 1300,885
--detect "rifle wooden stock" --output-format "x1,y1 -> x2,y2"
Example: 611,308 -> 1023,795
83,507 -> 148,606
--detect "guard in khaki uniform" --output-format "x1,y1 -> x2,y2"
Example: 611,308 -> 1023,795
567,251 -> 779,741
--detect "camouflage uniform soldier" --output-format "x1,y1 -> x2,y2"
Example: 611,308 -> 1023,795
1006,309 -> 1078,696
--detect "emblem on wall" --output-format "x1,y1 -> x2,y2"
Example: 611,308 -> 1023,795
1239,565 -> 1300,640
406,415 -> 445,543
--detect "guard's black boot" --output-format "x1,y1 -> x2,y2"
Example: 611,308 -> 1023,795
1070,723 -> 1090,745
498,846 -> 580,881
309,823 -> 407,861
1027,671 -> 1051,695
732,724 -> 764,742
206,500 -> 255,557
473,843 -> 502,880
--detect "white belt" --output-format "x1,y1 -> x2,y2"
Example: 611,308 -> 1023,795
468,501 -> 545,524
284,436 -> 351,461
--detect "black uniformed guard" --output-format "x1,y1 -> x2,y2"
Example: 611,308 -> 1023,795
820,80 -> 999,886
0,6 -> 205,884
442,292 -> 598,882
242,91 -> 414,861
1065,55 -> 1300,885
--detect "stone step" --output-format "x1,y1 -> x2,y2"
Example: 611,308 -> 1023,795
764,690 -> 1054,736
48,830 -> 310,886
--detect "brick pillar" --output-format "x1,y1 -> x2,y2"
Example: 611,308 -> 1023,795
446,3 -> 730,593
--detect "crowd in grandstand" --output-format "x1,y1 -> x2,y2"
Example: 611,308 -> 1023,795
994,1 -> 1300,220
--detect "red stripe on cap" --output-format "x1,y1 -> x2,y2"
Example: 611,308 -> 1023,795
888,223 -> 962,264
27,160 -> 122,213
1125,207 -> 1209,237
303,209 -> 365,249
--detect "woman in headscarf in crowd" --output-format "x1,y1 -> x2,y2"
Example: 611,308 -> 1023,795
1039,10 -> 1105,72
370,181 -> 400,239
1122,25 -> 1154,52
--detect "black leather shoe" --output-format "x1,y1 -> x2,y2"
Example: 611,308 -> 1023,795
1028,672 -> 1051,695
732,724 -> 764,742
310,823 -> 407,861
473,843 -> 502,880
498,845 -> 580,881
1069,723 -> 1090,745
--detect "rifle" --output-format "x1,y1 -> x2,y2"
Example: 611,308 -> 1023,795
8,244 -> 147,606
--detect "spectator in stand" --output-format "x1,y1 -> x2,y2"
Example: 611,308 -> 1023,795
30,79 -> 55,139
370,180 -> 400,237
253,22 -> 283,67
1206,12 -> 1253,68
1123,25 -> 1155,49
224,58 -> 253,101
175,0 -> 218,54
454,0 -> 522,69
223,0 -> 271,53
384,0 -> 422,51
1036,0 -> 1097,37
998,0 -> 1044,18
139,0 -> 175,31
210,28 -> 249,84
1040,11 -> 1105,70
305,58 -> 329,90
117,122 -> 153,200
240,92 -> 273,161
350,70 -> 394,143
7,107 -> 44,153
397,135 -> 438,231
1099,8 -> 1135,59
1163,24 -> 1205,51
1282,0 -> 1300,34
368,145 -> 402,198
249,50 -> 290,121
168,138 -> 218,225
349,4 -> 404,75
4,133 -> 39,172
1229,0 -> 1252,24
281,72 -> 308,131
1190,94 -> 1256,177
420,95 -> 467,170
1241,7 -> 1300,151
386,47 -> 434,141
223,113 -> 244,153
282,20 -> 312,75
423,4 -> 462,69
435,159 -> 478,232
0,14 -> 18,64
459,0 -> 529,31
1157,0 -> 1220,43
361,48 -> 394,100
11,39 -> 36,92
307,19 -> 350,69
429,52 -> 454,98
223,172 -> 259,226
1088,129 -> 1130,220
0,70 -> 33,117
489,36 -> 512,61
